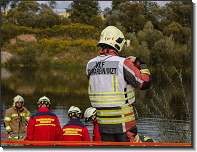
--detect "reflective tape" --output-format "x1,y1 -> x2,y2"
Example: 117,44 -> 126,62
4,117 -> 11,121
26,117 -> 30,120
5,126 -> 11,131
63,133 -> 82,136
11,114 -> 18,117
35,124 -> 56,126
98,114 -> 135,124
140,69 -> 150,75
20,113 -> 26,116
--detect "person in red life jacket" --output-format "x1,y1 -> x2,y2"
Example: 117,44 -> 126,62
84,107 -> 100,142
61,106 -> 90,146
24,96 -> 63,146
86,26 -> 151,143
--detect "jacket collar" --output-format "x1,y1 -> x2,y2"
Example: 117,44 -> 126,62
92,119 -> 98,126
12,106 -> 24,112
38,107 -> 49,112
69,118 -> 81,122
99,49 -> 119,56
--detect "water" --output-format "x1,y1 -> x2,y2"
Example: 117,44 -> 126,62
1,67 -> 191,146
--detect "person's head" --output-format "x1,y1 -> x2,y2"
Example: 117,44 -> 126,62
68,106 -> 82,119
98,26 -> 126,53
84,107 -> 97,124
37,96 -> 51,108
13,95 -> 24,109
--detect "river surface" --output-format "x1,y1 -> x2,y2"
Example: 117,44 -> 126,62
1,67 -> 191,146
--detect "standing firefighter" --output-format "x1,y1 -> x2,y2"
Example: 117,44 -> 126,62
4,95 -> 30,146
61,106 -> 90,146
86,26 -> 151,143
25,96 -> 62,146
84,107 -> 100,142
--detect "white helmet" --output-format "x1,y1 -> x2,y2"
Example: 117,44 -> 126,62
37,96 -> 51,105
13,95 -> 24,106
98,26 -> 126,52
68,106 -> 82,117
84,107 -> 97,123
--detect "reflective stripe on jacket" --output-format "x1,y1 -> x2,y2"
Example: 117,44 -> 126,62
4,106 -> 30,137
61,118 -> 90,146
86,49 -> 151,134
25,107 -> 63,146
87,55 -> 134,107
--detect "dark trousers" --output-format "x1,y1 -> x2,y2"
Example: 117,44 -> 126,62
100,133 -> 130,146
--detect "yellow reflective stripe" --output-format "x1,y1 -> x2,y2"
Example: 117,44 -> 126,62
35,124 -> 56,126
6,126 -> 11,130
99,114 -> 135,121
26,112 -> 30,116
98,117 -> 135,124
11,114 -> 18,117
140,69 -> 150,75
89,77 -> 92,93
91,94 -> 134,101
63,133 -> 82,136
93,102 -> 125,105
20,113 -> 26,116
89,92 -> 125,95
112,75 -> 114,92
90,95 -> 125,98
89,88 -> 134,95
8,136 -> 18,139
4,117 -> 11,121
26,117 -> 30,120
115,75 -> 118,92
134,133 -> 140,142
98,110 -> 133,116
97,106 -> 132,113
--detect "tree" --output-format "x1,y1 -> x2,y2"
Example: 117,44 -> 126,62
68,1 -> 101,25
103,7 -> 111,18
47,1 -> 57,10
111,1 -> 126,11
1,1 -> 10,14
17,1 -> 40,13
10,1 -> 20,9
118,2 -> 146,33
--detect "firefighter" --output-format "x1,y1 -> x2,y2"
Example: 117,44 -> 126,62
61,106 -> 90,146
25,96 -> 62,146
84,107 -> 100,142
86,26 -> 151,143
4,95 -> 30,146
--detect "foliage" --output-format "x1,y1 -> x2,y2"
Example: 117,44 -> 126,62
68,1 -> 101,25
1,24 -> 98,46
139,67 -> 191,143
137,21 -> 163,49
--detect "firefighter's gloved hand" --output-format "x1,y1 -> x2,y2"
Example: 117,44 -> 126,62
134,57 -> 145,68
127,56 -> 136,63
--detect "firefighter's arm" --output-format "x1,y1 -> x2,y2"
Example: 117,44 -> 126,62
93,124 -> 100,141
55,118 -> 63,141
4,110 -> 14,135
25,110 -> 31,125
123,57 -> 151,90
25,117 -> 34,141
82,126 -> 90,142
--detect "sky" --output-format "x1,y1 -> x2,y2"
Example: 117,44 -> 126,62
38,1 -> 170,14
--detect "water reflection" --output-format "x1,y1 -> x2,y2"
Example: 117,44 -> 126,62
1,67 -> 191,145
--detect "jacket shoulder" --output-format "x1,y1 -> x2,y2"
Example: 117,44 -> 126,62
31,111 -> 57,120
64,121 -> 86,128
22,107 -> 30,113
5,107 -> 15,114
